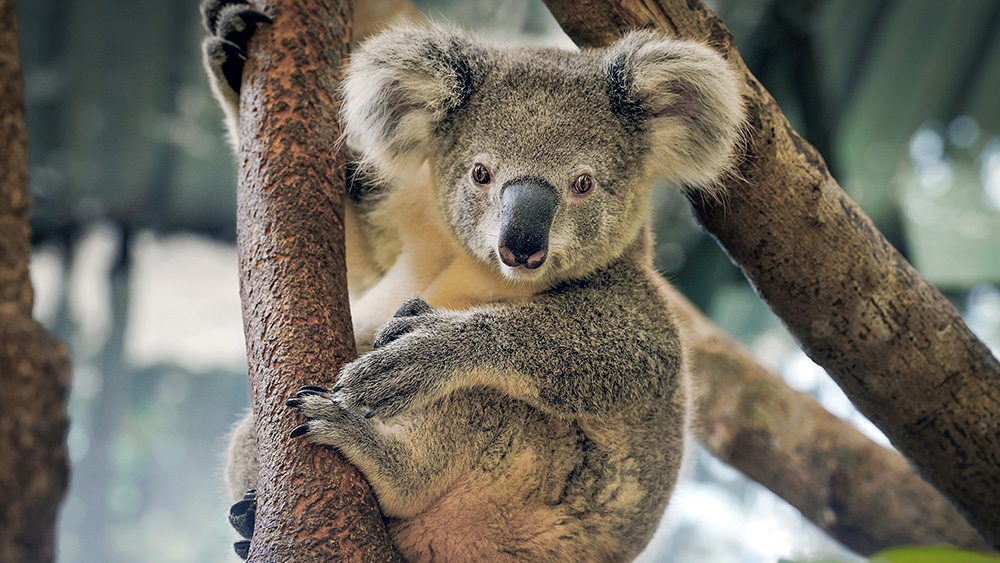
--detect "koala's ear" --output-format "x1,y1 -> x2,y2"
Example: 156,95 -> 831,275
341,26 -> 481,181
604,31 -> 744,190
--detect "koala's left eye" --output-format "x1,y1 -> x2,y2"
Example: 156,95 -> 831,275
571,173 -> 594,195
472,163 -> 492,185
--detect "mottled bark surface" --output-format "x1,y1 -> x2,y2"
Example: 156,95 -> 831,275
544,0 -> 1000,548
657,282 -> 987,553
0,1 -> 71,561
236,0 -> 399,560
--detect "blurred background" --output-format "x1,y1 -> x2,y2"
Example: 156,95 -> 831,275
14,0 -> 1000,561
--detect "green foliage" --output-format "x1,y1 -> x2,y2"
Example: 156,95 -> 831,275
779,556 -> 858,563
782,547 -> 1000,563
870,546 -> 1000,563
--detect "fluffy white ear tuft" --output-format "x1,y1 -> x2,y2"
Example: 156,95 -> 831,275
604,31 -> 745,191
341,25 -> 480,183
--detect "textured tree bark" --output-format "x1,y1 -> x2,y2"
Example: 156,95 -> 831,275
235,0 -> 400,560
0,1 -> 71,561
544,0 -> 1000,548
656,281 -> 988,553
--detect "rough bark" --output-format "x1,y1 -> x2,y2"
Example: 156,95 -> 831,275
656,281 -> 988,553
0,1 -> 71,561
235,0 -> 400,560
543,0 -> 1000,548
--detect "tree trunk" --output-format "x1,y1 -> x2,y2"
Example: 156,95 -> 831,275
543,0 -> 1000,548
235,0 -> 400,559
0,1 -> 71,561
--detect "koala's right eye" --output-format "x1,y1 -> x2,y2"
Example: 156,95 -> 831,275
471,163 -> 492,185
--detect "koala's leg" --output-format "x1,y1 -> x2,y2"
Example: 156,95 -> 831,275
199,0 -> 271,143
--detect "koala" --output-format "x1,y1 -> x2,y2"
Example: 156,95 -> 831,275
202,1 -> 743,560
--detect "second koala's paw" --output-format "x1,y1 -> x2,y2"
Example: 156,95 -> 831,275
228,488 -> 256,559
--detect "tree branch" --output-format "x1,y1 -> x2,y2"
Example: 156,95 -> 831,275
543,0 -> 1000,548
657,281 -> 987,553
235,0 -> 400,559
0,1 -> 70,561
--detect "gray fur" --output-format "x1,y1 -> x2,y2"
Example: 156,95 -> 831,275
208,19 -> 743,562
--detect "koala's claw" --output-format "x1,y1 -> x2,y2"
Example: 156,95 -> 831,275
219,39 -> 246,60
286,385 -> 332,408
296,384 -> 331,397
290,423 -> 310,438
228,488 -> 257,559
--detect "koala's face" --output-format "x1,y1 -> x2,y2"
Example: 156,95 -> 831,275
342,27 -> 743,283
431,49 -> 651,282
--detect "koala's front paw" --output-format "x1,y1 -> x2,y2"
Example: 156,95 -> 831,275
285,385 -> 362,449
201,0 -> 271,96
228,488 -> 256,559
334,304 -> 449,419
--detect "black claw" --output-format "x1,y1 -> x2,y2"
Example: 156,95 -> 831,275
364,410 -> 376,419
290,423 -> 310,437
218,39 -> 248,93
242,9 -> 272,25
234,539 -> 250,559
331,384 -> 343,393
296,385 -> 330,396
219,38 -> 247,60
285,398 -> 303,407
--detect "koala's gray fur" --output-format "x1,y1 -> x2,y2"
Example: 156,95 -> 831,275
204,7 -> 743,560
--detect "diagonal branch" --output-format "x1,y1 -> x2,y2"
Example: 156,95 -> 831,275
657,281 -> 987,553
544,0 -> 1000,549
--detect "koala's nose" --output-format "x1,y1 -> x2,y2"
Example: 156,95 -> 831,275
498,180 -> 557,270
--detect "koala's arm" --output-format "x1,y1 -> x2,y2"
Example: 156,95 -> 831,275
333,258 -> 682,421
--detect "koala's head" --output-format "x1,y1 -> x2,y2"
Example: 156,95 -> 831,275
342,26 -> 743,284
